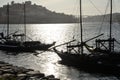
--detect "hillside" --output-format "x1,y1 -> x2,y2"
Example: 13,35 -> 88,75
83,13 -> 120,22
0,1 -> 77,24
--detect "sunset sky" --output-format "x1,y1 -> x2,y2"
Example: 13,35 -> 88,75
0,0 -> 120,16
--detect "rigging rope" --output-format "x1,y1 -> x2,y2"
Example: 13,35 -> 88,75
115,39 -> 120,46
98,0 -> 110,35
88,0 -> 102,15
88,0 -> 110,36
112,0 -> 120,26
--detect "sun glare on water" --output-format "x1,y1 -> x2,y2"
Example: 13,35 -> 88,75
27,24 -> 71,44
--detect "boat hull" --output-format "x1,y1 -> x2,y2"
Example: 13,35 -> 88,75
54,48 -> 120,74
0,42 -> 55,52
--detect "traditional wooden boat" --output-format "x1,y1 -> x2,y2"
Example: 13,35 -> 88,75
53,0 -> 120,74
0,3 -> 55,52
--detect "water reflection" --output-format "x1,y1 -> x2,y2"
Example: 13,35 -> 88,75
27,24 -> 72,44
0,23 -> 120,80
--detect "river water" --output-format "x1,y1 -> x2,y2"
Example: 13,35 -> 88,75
0,22 -> 120,80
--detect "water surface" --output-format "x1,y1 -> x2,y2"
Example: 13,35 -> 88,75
0,22 -> 120,80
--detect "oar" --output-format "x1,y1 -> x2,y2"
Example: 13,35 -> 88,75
84,33 -> 104,43
34,34 -> 103,57
33,39 -> 76,57
67,34 -> 104,48
4,30 -> 19,38
50,39 -> 76,49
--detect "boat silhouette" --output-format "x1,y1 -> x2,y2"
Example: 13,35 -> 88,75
0,3 -> 55,52
53,0 -> 120,75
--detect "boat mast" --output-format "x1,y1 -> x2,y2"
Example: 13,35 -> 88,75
79,0 -> 83,54
109,0 -> 112,52
24,3 -> 26,41
7,3 -> 9,37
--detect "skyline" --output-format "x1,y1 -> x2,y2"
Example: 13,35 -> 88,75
0,0 -> 120,16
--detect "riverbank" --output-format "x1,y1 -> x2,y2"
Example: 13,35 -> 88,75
0,61 -> 59,80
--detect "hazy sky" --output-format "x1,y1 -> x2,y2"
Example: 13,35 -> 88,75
0,0 -> 120,16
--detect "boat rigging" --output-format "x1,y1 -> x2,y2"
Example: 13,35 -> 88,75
53,0 -> 120,74
0,2 -> 55,53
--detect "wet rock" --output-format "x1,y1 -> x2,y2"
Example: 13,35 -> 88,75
48,78 -> 60,80
49,78 -> 60,80
2,73 -> 14,77
46,75 -> 55,78
27,71 -> 45,78
27,69 -> 34,71
12,66 -> 29,74
0,64 -> 5,67
17,73 -> 27,77
3,69 -> 15,74
46,75 -> 60,80
1,65 -> 12,69
2,73 -> 15,79
0,64 -> 5,68
27,71 -> 40,75
12,66 -> 22,73
41,77 -> 48,79
0,61 -> 60,80
29,76 -> 38,79
17,74 -> 27,80
37,73 -> 45,78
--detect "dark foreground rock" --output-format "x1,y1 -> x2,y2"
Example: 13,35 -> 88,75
0,61 -> 60,80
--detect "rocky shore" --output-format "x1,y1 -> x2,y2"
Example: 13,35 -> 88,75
0,61 -> 60,80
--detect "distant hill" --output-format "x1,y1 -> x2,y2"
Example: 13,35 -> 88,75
83,13 -> 120,23
0,1 -> 77,24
